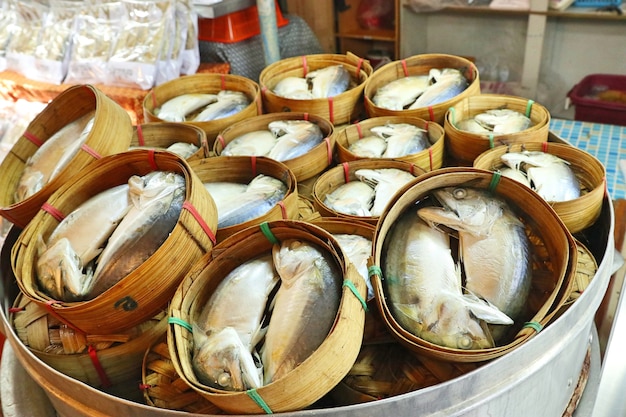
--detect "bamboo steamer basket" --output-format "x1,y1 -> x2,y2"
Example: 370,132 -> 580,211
131,122 -> 210,161
214,112 -> 336,182
142,336 -> 224,414
11,149 -> 218,335
168,219 -> 367,414
0,84 -> 134,229
259,52 -> 373,125
335,116 -> 446,171
444,94 -> 551,164
188,155 -> 299,242
370,167 -> 576,362
10,292 -> 167,401
143,73 -> 262,148
312,159 -> 426,225
364,53 -> 480,125
473,142 -> 606,233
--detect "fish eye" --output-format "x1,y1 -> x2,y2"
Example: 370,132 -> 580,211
457,335 -> 473,349
217,372 -> 232,387
452,188 -> 466,200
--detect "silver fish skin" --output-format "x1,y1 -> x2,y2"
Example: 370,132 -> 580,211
455,118 -> 491,134
382,131 -> 429,158
372,75 -> 430,110
355,168 -> 416,216
15,111 -> 95,203
155,93 -> 218,122
261,239 -> 341,384
87,171 -> 185,299
384,211 -> 512,350
500,151 -> 580,202
333,233 -> 373,300
409,68 -> 468,109
306,65 -> 351,98
418,187 -> 532,329
213,174 -> 287,228
193,90 -> 249,122
165,142 -> 200,159
498,167 -> 531,188
347,135 -> 388,158
473,109 -> 531,134
273,76 -> 314,100
323,181 -> 375,217
192,326 -> 263,391
267,120 -> 324,162
221,130 -> 276,156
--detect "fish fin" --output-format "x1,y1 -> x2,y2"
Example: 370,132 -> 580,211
461,292 -> 514,325
191,323 -> 210,354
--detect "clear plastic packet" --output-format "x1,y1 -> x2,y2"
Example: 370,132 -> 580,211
155,0 -> 181,85
64,0 -> 125,85
5,0 -> 47,80
0,0 -> 18,72
178,0 -> 199,76
107,0 -> 172,90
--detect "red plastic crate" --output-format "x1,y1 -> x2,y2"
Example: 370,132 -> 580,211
568,73 -> 626,126
198,2 -> 289,44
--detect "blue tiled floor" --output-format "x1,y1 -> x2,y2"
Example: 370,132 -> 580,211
550,118 -> 626,200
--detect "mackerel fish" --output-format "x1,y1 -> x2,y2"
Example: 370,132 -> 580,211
261,239 -> 341,384
193,90 -> 249,122
347,135 -> 388,158
155,93 -> 218,122
221,130 -> 277,157
267,120 -> 324,162
355,168 -> 416,216
409,68 -> 468,109
323,181 -> 375,217
273,76 -> 314,100
333,233 -> 373,300
372,75 -> 430,110
306,64 -> 351,98
383,209 -> 513,349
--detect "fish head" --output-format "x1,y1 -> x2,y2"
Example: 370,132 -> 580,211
36,237 -> 92,301
192,326 -> 261,391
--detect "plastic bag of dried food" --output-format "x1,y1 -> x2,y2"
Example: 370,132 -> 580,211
65,0 -> 125,85
30,0 -> 85,84
0,0 -> 17,72
155,0 -> 185,85
5,0 -> 47,80
107,0 -> 173,90
178,0 -> 199,76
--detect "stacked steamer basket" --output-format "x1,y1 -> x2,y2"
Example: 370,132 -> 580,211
142,73 -> 262,151
364,53 -> 480,125
369,167 -> 577,362
213,112 -> 336,184
444,94 -> 551,165
259,52 -> 373,125
473,142 -> 605,234
168,219 -> 367,414
0,84 -> 134,229
334,115 -> 446,172
11,149 -> 218,335
188,155 -> 299,242
130,122 -> 210,161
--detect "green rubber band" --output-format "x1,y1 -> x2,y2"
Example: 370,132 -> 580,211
343,279 -> 368,312
488,171 -> 501,193
523,321 -> 543,333
368,265 -> 382,279
488,134 -> 495,148
525,100 -> 534,117
168,317 -> 193,332
246,388 -> 273,414
259,222 -> 279,245
448,107 -> 456,125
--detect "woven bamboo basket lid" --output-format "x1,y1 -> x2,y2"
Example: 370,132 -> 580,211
188,155 -> 299,242
11,149 -> 218,335
370,167 -> 575,362
142,336 -> 224,414
444,94 -> 551,164
259,52 -> 373,125
214,112 -> 336,182
143,73 -> 262,148
10,292 -> 167,401
364,53 -> 480,125
167,219 -> 367,414
473,141 -> 606,234
131,122 -> 210,161
335,115 -> 446,171
0,84 -> 134,229
312,158 -> 425,225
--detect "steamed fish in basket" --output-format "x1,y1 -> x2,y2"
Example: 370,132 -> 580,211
130,142 -> 200,159
36,171 -> 185,301
273,64 -> 351,99
221,120 -> 324,162
203,174 -> 288,228
324,168 -> 416,217
348,122 -> 429,159
155,90 -> 250,122
455,108 -> 532,135
15,111 -> 95,203
333,233 -> 374,300
372,68 -> 468,111
499,150 -> 581,202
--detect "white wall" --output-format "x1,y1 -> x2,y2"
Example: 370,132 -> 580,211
400,8 -> 626,119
